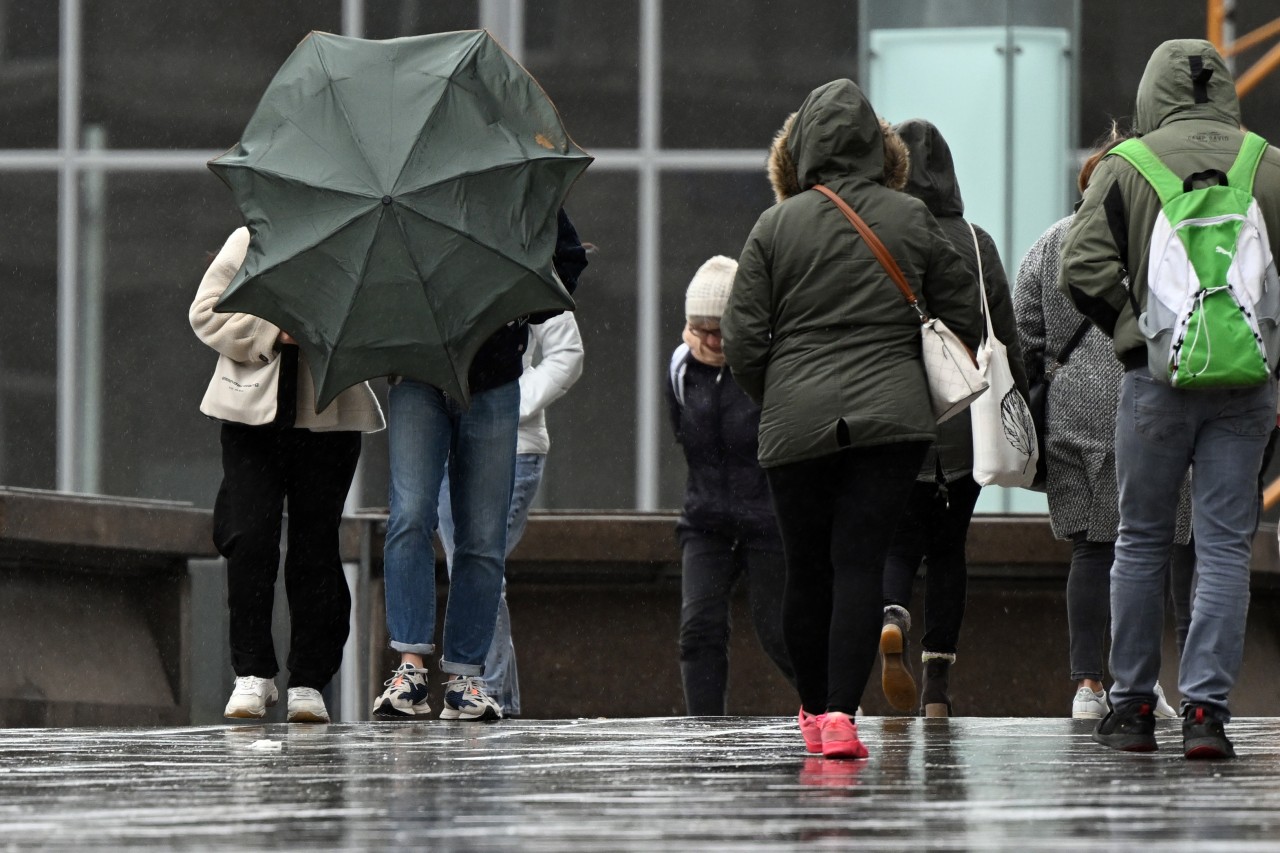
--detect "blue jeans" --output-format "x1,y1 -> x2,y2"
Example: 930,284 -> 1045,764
1109,368 -> 1275,719
437,452 -> 545,714
383,379 -> 519,676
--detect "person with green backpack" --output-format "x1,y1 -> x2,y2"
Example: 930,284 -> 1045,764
1061,39 -> 1280,759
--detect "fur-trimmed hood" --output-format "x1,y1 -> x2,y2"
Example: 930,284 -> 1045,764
767,79 -> 909,203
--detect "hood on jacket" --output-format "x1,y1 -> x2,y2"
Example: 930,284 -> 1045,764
893,118 -> 964,218
767,78 -> 910,203
1134,39 -> 1241,135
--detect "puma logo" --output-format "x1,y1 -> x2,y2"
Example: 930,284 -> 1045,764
1216,246 -> 1235,259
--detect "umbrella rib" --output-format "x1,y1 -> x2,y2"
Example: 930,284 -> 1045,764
396,203 -> 550,283
312,37 -> 387,194
385,207 -> 470,397
390,31 -> 488,194
397,156 -> 587,280
401,152 -> 583,194
324,211 -> 385,369
221,162 -> 378,207
248,204 -> 378,281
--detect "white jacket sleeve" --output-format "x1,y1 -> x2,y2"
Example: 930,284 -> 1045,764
520,312 -> 584,421
188,227 -> 280,365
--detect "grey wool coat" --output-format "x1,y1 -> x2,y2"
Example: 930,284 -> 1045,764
1013,216 -> 1190,542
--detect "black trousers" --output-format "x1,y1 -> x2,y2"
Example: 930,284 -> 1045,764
678,529 -> 796,715
766,441 -> 929,716
213,423 -> 361,690
882,474 -> 983,655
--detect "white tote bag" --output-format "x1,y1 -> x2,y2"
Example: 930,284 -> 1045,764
968,224 -> 1039,487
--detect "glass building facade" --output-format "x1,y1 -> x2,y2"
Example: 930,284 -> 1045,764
3,0 -> 1279,515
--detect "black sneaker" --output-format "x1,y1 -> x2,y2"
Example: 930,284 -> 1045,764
1183,704 -> 1235,760
1092,702 -> 1157,752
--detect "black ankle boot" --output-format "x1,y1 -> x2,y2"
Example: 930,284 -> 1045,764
920,656 -> 954,717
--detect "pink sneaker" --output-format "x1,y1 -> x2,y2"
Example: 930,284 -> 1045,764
822,712 -> 869,759
799,708 -> 826,754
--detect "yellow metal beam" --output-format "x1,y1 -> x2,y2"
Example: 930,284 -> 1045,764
1208,0 -> 1227,55
1207,0 -> 1280,97
1223,16 -> 1280,56
1236,38 -> 1280,98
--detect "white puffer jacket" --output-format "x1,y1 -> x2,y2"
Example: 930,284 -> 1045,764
190,228 -> 385,432
518,312 -> 584,455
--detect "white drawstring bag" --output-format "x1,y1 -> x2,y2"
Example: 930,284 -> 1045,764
968,224 -> 1039,487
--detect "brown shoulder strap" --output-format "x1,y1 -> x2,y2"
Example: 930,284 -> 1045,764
812,184 -> 923,317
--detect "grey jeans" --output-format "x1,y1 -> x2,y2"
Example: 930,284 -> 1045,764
1109,368 -> 1275,720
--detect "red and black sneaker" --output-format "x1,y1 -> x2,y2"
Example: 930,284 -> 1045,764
1183,704 -> 1235,760
1092,701 -> 1157,752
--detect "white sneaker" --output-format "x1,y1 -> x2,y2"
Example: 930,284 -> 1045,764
224,676 -> 279,719
287,687 -> 330,723
1153,682 -> 1178,719
1072,686 -> 1107,719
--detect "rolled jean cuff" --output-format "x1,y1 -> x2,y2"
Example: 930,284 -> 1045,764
439,658 -> 484,677
390,640 -> 435,655
1070,670 -> 1104,683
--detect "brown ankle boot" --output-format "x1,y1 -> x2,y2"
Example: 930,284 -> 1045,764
879,605 -> 916,711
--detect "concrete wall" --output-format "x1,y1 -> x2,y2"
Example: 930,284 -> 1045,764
3,491 -> 1278,725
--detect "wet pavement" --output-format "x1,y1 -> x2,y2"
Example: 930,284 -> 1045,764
2,716 -> 1280,850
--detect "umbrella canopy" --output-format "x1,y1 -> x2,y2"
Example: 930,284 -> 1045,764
209,29 -> 591,409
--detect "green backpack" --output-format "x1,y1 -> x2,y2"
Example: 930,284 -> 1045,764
1109,132 -> 1280,388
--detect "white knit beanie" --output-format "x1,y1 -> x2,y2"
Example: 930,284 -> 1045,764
684,255 -> 738,320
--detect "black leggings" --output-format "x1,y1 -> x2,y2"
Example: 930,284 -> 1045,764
766,441 -> 929,716
883,474 -> 983,655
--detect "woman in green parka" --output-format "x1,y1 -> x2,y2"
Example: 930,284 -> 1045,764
721,79 -> 983,760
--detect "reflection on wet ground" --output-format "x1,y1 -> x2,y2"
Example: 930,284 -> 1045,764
1,716 -> 1279,850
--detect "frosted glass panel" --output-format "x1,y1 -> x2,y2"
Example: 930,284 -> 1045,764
869,27 -> 1011,264
1011,29 -> 1072,272
868,27 -> 1071,277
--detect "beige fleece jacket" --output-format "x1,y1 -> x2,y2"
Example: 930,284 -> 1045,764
190,228 -> 384,432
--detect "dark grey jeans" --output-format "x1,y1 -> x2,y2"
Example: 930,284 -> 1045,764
678,529 -> 794,715
1109,368 -> 1275,719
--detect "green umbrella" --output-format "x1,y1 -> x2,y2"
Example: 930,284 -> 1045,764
209,30 -> 591,410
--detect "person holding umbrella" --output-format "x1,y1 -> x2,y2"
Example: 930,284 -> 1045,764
192,227 -> 385,724
373,210 -> 588,721
204,30 -> 592,722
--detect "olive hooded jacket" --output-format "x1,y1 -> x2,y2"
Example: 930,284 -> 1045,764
722,79 -> 983,468
1061,39 -> 1280,364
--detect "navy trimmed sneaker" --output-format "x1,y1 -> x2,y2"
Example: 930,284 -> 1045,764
1092,701 -> 1157,752
1183,704 -> 1236,760
372,663 -> 431,719
440,676 -> 502,721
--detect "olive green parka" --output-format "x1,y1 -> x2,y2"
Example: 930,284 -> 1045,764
1061,39 -> 1280,363
722,79 -> 983,468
